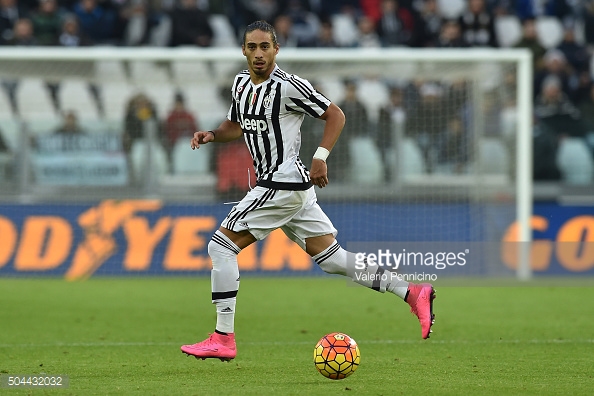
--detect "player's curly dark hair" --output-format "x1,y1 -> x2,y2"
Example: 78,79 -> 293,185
242,20 -> 278,47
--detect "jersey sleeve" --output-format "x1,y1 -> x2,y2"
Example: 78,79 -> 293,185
227,87 -> 238,122
227,75 -> 242,122
227,102 -> 237,122
285,75 -> 331,118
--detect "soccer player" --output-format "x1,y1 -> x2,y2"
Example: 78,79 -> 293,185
181,20 -> 435,361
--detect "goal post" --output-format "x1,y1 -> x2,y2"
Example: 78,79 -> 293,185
0,47 -> 532,279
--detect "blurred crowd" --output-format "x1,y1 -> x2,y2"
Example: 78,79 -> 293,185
2,0 -> 594,184
1,0 -> 592,48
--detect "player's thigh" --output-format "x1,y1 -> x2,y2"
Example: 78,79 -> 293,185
282,189 -> 337,251
222,187 -> 307,241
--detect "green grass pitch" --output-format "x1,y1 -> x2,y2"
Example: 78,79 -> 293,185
1,277 -> 593,395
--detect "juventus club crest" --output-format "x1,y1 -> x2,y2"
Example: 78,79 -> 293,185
263,94 -> 273,109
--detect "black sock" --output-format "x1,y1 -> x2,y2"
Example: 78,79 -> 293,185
215,329 -> 228,336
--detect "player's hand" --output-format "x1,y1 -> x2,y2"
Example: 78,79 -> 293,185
190,131 -> 215,150
310,158 -> 329,188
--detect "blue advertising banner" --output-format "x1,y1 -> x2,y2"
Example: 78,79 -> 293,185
0,200 -> 592,278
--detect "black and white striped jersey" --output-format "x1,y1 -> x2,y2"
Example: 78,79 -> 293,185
227,65 -> 331,190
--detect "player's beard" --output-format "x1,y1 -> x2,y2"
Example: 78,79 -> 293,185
252,61 -> 270,76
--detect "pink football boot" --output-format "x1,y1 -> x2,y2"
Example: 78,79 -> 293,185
181,332 -> 237,362
406,283 -> 436,339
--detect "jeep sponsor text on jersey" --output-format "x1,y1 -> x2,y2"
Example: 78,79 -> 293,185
240,114 -> 268,135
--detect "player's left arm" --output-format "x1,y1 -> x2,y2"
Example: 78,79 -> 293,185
310,103 -> 345,188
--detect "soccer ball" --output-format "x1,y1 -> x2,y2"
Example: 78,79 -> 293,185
313,332 -> 360,380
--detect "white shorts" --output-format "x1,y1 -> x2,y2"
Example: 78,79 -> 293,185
221,186 -> 337,250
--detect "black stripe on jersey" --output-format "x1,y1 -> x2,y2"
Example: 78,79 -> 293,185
250,85 -> 266,178
241,85 -> 260,177
268,82 -> 284,179
256,179 -> 312,190
274,70 -> 312,97
289,76 -> 313,98
314,89 -> 330,102
308,92 -> 329,113
258,80 -> 275,177
231,78 -> 240,100
296,156 -> 309,171
290,97 -> 320,118
225,190 -> 262,231
230,100 -> 238,122
288,80 -> 310,98
235,189 -> 277,229
231,77 -> 250,122
211,232 -> 240,255
273,70 -> 313,97
295,157 -> 309,182
273,69 -> 288,80
229,77 -> 240,122
237,189 -> 277,224
315,242 -> 341,265
226,188 -> 276,231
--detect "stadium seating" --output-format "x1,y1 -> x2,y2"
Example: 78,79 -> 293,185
130,139 -> 169,184
17,79 -> 56,119
129,60 -> 170,85
437,0 -> 465,18
0,85 -> 14,119
172,138 -> 212,175
182,84 -> 228,123
399,138 -> 426,178
149,15 -> 172,47
95,59 -> 128,83
77,118 -> 120,134
557,137 -> 594,185
500,106 -> 517,141
143,84 -> 176,119
27,117 -> 61,137
316,76 -> 344,103
495,15 -> 522,48
101,83 -> 135,121
573,18 -> 586,45
478,137 -> 510,175
0,118 -> 20,151
209,14 -> 238,47
59,80 -> 101,119
348,137 -> 384,184
331,14 -> 358,47
356,79 -> 389,124
536,16 -> 564,49
171,60 -> 212,85
0,152 -> 11,181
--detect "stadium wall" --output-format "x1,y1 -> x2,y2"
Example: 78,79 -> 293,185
0,201 -> 592,278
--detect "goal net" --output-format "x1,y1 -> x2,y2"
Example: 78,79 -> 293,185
0,48 -> 532,280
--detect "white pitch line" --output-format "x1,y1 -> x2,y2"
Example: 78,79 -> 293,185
0,339 -> 592,348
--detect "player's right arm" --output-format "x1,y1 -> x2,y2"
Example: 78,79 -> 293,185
191,120 -> 243,150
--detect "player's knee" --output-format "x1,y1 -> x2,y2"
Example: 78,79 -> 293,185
208,239 -> 238,261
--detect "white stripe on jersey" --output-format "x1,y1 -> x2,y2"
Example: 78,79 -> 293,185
227,65 -> 331,187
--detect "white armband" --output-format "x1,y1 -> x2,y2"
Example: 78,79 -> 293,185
313,147 -> 330,162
